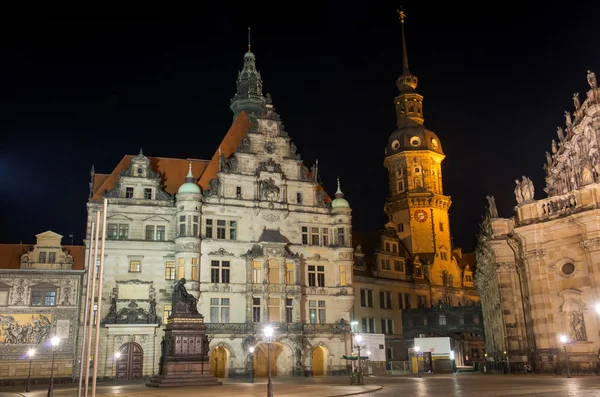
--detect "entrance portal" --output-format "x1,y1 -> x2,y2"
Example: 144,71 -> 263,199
210,346 -> 228,378
254,343 -> 283,377
312,346 -> 326,375
116,342 -> 143,380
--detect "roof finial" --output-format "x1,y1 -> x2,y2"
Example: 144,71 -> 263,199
248,26 -> 251,52
396,7 -> 410,73
335,177 -> 344,197
187,161 -> 194,179
139,147 -> 144,155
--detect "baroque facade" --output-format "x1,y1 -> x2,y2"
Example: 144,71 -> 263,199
351,10 -> 482,367
476,71 -> 600,373
0,231 -> 85,384
82,45 -> 354,380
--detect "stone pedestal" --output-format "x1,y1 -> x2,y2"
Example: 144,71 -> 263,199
146,312 -> 221,388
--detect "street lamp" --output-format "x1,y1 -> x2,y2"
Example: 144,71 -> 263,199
249,346 -> 255,383
264,325 -> 274,397
414,346 -> 421,378
47,336 -> 60,397
114,352 -> 121,386
595,302 -> 600,315
354,334 -> 363,385
559,334 -> 571,378
26,348 -> 35,392
504,350 -> 510,374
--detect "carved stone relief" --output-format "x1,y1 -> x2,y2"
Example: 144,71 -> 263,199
262,213 -> 280,223
259,178 -> 280,201
175,242 -> 201,253
208,248 -> 235,256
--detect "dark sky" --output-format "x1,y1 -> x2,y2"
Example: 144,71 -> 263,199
1,3 -> 599,251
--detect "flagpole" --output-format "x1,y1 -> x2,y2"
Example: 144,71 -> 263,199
91,198 -> 108,397
77,221 -> 95,397
84,210 -> 101,397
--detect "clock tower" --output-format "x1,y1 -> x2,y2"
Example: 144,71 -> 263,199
383,10 -> 457,288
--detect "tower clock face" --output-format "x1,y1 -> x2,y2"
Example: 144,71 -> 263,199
414,209 -> 428,222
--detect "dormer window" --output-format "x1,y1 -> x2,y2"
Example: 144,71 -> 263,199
125,187 -> 134,198
144,188 -> 152,199
48,252 -> 56,263
137,168 -> 143,176
39,252 -> 47,262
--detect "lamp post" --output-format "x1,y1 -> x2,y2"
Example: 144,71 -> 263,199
354,334 -> 363,385
114,352 -> 121,386
264,325 -> 274,397
350,321 -> 358,374
559,334 -> 571,378
249,347 -> 255,383
504,350 -> 510,374
414,346 -> 421,378
26,348 -> 35,392
47,336 -> 60,397
596,302 -> 600,315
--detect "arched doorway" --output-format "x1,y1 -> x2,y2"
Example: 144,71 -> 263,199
311,346 -> 327,376
116,342 -> 143,381
210,346 -> 229,378
254,342 -> 284,377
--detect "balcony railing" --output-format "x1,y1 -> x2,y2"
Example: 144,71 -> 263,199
204,322 -> 346,335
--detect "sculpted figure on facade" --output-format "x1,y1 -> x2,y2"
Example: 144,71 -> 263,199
564,111 -> 572,127
514,179 -> 524,204
172,278 -> 199,315
259,178 -> 280,201
520,175 -> 534,201
557,126 -> 565,141
587,70 -> 597,89
570,312 -> 587,341
573,93 -> 581,110
237,135 -> 251,153
209,178 -> 220,196
486,195 -> 499,218
545,151 -> 552,166
552,139 -> 557,154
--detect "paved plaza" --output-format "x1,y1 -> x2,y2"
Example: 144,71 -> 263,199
2,373 -> 600,397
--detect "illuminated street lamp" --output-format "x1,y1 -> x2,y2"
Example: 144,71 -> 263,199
595,302 -> 600,315
414,346 -> 421,378
113,352 -> 121,386
559,334 -> 571,378
354,334 -> 363,384
26,348 -> 35,392
264,325 -> 274,397
47,336 -> 60,397
248,346 -> 255,383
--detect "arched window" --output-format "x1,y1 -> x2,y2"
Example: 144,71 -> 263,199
30,283 -> 58,307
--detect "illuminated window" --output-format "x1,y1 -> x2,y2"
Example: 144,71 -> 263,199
129,260 -> 141,273
165,261 -> 175,280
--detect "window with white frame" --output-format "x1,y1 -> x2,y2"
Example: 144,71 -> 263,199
311,227 -> 320,245
381,258 -> 391,270
380,291 -> 392,309
165,261 -> 175,280
107,223 -> 129,239
205,218 -> 237,240
163,305 -> 172,324
438,315 -> 447,325
394,260 -> 405,272
193,216 -> 199,237
322,228 -> 329,246
268,297 -> 280,322
210,297 -> 230,323
308,265 -> 325,287
339,265 -> 347,286
285,298 -> 293,323
143,188 -> 152,199
309,300 -> 326,324
129,260 -> 141,273
252,261 -> 262,283
398,293 -> 411,309
301,226 -> 308,245
360,289 -> 374,307
337,228 -> 346,246
381,318 -> 394,334
285,263 -> 294,285
125,187 -> 134,198
210,260 -> 230,283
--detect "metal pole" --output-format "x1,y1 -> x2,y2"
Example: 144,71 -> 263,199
249,352 -> 254,383
564,345 -> 571,378
92,198 -> 108,397
416,351 -> 421,378
357,345 -> 362,384
267,339 -> 273,397
26,357 -> 33,392
84,211 -> 101,397
77,221 -> 95,397
47,346 -> 56,397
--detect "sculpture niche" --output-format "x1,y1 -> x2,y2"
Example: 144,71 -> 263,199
146,278 -> 221,388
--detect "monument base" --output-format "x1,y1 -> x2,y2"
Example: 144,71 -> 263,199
146,361 -> 222,388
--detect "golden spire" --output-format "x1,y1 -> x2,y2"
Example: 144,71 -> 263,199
396,7 -> 410,73
247,26 -> 251,52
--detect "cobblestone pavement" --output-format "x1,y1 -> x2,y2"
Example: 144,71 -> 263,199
2,373 -> 600,397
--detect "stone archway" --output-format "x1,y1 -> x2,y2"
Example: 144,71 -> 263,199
254,342 -> 287,377
116,342 -> 143,381
311,346 -> 327,376
210,346 -> 229,378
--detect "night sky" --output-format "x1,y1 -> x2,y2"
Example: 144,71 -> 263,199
1,3 -> 599,252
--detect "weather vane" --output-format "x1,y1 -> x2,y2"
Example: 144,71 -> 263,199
397,7 -> 406,23
248,26 -> 251,52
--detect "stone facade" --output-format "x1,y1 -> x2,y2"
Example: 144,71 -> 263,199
476,71 -> 600,373
0,231 -> 84,384
81,48 -> 354,380
351,12 -> 482,366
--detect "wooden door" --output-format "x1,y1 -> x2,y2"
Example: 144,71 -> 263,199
116,342 -> 143,380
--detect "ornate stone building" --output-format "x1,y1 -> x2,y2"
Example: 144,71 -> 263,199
0,231 -> 84,384
351,10 -> 482,367
476,71 -> 600,373
82,44 -> 354,380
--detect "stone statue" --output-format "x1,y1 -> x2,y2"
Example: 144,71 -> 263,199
570,312 -> 587,341
266,92 -> 273,105
564,111 -> 572,127
587,70 -> 597,89
108,296 -> 117,316
514,179 -> 524,204
259,178 -> 280,201
557,126 -> 565,141
486,195 -> 499,218
521,175 -> 534,201
573,93 -> 580,110
149,298 -> 158,323
209,178 -> 220,196
552,139 -> 557,154
289,142 -> 297,157
545,151 -> 552,166
237,135 -> 251,153
172,278 -> 199,315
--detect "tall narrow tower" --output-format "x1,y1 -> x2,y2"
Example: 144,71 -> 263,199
383,10 -> 455,287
